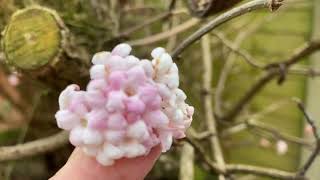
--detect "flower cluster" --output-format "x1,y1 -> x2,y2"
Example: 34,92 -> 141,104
55,44 -> 194,166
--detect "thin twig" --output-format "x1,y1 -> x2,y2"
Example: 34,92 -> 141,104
295,100 -> 320,176
171,0 -> 283,58
220,71 -> 277,121
226,164 -> 305,180
201,34 -> 226,180
247,119 -> 313,147
184,137 -> 304,179
127,18 -> 200,46
220,41 -> 320,122
212,31 -> 264,69
118,11 -> 172,38
289,67 -> 320,77
0,131 -> 69,162
213,18 -> 266,116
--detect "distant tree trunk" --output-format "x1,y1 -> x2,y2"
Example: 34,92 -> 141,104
301,0 -> 320,178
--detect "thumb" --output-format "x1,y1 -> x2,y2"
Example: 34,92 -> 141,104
50,145 -> 161,180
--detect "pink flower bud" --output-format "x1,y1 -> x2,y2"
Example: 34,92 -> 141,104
106,91 -> 126,112
126,96 -> 146,114
86,109 -> 108,130
143,110 -> 169,128
108,71 -> 127,90
259,138 -> 271,148
85,90 -> 106,108
107,113 -> 127,129
304,124 -> 313,136
126,66 -> 146,84
69,91 -> 88,116
139,84 -> 160,107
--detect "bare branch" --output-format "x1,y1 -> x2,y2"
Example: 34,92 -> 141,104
226,164 -> 305,180
0,131 -> 69,162
171,0 -> 283,59
201,34 -> 226,180
247,119 -> 313,148
220,41 -> 320,122
211,31 -> 264,69
184,137 -> 304,179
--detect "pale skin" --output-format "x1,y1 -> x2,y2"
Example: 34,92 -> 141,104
50,145 -> 161,180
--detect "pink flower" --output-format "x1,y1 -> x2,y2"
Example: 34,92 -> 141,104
55,44 -> 194,166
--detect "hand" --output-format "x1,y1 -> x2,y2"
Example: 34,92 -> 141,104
50,145 -> 161,180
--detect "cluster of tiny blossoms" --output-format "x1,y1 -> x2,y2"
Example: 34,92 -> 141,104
55,44 -> 194,166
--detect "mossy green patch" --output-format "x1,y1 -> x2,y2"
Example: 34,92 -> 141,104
3,6 -> 62,70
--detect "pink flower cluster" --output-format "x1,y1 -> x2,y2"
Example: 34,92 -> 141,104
55,43 -> 194,166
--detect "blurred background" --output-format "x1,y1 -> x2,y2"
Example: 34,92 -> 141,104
0,0 -> 318,179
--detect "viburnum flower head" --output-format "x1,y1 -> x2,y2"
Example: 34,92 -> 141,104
55,43 -> 194,166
